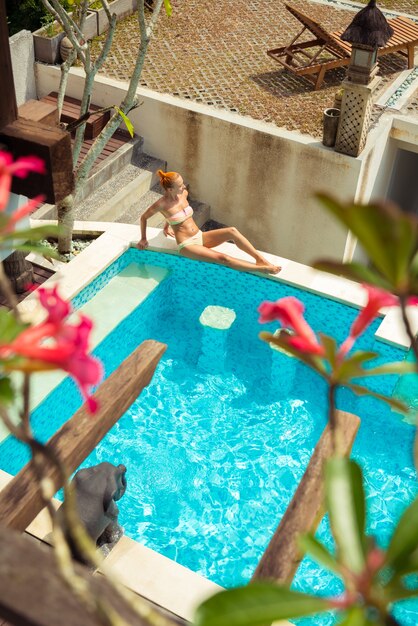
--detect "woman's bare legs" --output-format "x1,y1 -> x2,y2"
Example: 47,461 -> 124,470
180,243 -> 279,274
202,227 -> 281,273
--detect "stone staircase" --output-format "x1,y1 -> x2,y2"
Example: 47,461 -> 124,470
32,136 -> 211,228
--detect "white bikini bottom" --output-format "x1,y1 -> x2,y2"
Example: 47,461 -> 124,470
178,230 -> 203,251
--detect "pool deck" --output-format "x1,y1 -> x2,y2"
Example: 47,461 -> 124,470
90,0 -> 418,138
1,221 -> 417,622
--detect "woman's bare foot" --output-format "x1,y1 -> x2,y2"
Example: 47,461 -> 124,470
256,261 -> 281,274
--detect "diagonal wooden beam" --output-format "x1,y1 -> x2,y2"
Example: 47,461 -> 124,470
251,410 -> 360,584
0,339 -> 167,532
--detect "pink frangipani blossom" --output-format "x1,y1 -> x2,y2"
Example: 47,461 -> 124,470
0,287 -> 102,413
339,285 -> 417,357
37,285 -> 71,325
0,151 -> 45,211
258,297 -> 325,356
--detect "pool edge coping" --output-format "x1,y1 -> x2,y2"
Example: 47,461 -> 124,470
26,218 -> 417,351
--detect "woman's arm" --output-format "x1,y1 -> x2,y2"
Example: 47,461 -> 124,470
137,200 -> 162,249
163,222 -> 175,238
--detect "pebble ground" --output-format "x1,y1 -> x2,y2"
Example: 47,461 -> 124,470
90,0 -> 418,138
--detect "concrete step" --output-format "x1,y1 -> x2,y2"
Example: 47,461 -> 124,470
31,134 -> 145,220
86,155 -> 166,222
34,153 -> 166,222
117,183 -> 211,228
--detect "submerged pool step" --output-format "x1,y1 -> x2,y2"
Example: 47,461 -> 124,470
31,262 -> 169,409
79,262 -> 168,346
0,263 -> 168,443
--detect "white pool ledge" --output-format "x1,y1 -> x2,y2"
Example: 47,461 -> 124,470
26,218 -> 418,351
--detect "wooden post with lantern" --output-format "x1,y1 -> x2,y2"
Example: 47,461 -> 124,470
334,0 -> 394,157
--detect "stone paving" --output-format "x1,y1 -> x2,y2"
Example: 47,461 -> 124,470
90,0 -> 418,138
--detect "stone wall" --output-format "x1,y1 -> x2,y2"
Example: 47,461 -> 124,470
36,65 -> 365,266
9,30 -> 37,106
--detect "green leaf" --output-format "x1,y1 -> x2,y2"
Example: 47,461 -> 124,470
316,195 -> 418,288
318,333 -> 338,369
347,383 -> 409,413
411,250 -> 418,280
390,546 -> 418,577
298,533 -> 341,575
0,225 -> 61,243
11,243 -> 60,259
337,606 -> 373,626
163,0 -> 172,16
0,309 -> 27,342
0,376 -> 15,406
0,214 -> 11,229
336,351 -> 379,383
260,331 -> 328,377
386,580 -> 418,601
356,361 -> 417,377
386,497 -> 418,570
313,260 -> 391,291
195,583 -> 331,626
114,106 -> 135,138
326,458 -> 366,575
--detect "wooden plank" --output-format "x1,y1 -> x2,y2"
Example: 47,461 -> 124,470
0,524 -> 184,626
0,0 -> 18,130
18,100 -> 59,127
0,117 -> 74,204
251,410 -> 360,584
0,340 -> 167,532
41,92 -> 111,140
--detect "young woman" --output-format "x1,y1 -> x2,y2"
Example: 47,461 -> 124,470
137,170 -> 281,274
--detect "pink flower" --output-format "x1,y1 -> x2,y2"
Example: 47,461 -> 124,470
258,297 -> 325,356
37,285 -> 71,324
339,285 -> 400,357
2,195 -> 45,234
0,151 -> 46,211
0,287 -> 102,413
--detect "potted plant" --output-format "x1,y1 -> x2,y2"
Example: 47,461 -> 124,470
85,0 -> 138,39
33,14 -> 66,64
33,0 -> 138,63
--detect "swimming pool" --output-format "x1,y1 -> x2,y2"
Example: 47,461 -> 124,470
0,248 -> 416,624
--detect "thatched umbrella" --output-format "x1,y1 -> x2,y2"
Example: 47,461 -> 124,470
341,0 -> 394,47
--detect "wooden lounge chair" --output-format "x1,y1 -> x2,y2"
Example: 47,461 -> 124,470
267,4 -> 418,90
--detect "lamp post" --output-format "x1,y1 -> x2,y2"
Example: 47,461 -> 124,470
334,0 -> 393,157
346,44 -> 378,85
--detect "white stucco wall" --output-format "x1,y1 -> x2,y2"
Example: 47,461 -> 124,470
9,30 -> 37,106
36,65 -> 366,265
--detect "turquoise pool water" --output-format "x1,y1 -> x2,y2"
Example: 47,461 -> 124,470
0,249 -> 416,625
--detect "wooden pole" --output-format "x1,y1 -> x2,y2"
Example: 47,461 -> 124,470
0,0 -> 18,130
0,340 -> 167,532
251,410 -> 361,584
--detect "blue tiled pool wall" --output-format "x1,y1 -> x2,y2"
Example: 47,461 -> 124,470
0,265 -> 174,474
71,248 -> 136,310
0,249 -> 416,625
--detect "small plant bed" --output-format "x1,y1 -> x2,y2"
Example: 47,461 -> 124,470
40,235 -> 97,262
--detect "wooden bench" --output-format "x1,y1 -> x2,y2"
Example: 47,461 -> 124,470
267,5 -> 418,90
40,91 -> 111,139
18,99 -> 59,126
